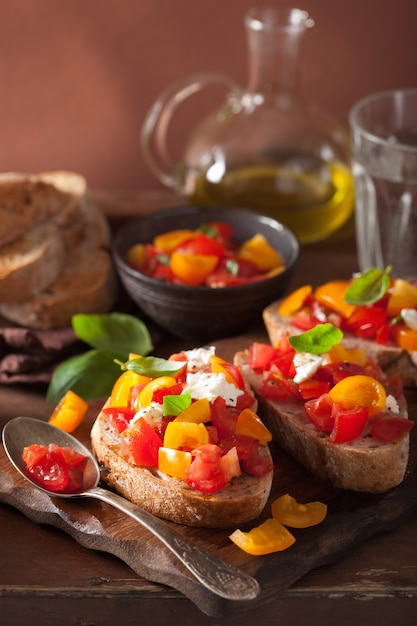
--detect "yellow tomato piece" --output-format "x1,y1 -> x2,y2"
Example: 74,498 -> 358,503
163,421 -> 210,450
158,447 -> 192,480
229,518 -> 296,555
137,376 -> 178,409
209,355 -> 238,387
314,280 -> 356,319
271,494 -> 327,528
126,243 -> 146,269
278,285 -> 313,317
328,374 -> 386,416
392,325 -> 417,352
328,343 -> 368,367
238,233 -> 285,272
48,390 -> 88,433
387,279 -> 417,317
174,397 -> 211,423
153,229 -> 197,253
170,251 -> 218,286
235,408 -> 272,445
109,370 -> 151,408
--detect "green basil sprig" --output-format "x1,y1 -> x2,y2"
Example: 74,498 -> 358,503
344,267 -> 391,305
46,312 -> 153,403
289,323 -> 343,354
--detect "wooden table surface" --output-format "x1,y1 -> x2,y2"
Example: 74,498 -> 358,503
1,192 -> 417,626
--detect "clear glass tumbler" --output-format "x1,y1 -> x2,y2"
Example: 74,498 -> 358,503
349,89 -> 417,280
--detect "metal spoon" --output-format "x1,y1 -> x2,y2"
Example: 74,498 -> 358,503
2,416 -> 260,601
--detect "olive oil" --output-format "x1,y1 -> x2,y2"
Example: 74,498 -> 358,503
189,158 -> 354,244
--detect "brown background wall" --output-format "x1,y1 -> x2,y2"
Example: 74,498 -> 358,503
0,0 -> 415,192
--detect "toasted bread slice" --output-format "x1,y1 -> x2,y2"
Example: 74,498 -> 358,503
263,301 -> 417,388
0,172 -> 80,246
91,404 -> 273,529
0,247 -> 117,329
234,349 -> 410,492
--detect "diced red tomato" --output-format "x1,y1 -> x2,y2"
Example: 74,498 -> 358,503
345,305 -> 387,339
235,388 -> 257,411
258,375 -> 291,399
329,403 -> 369,443
185,444 -> 229,493
152,382 -> 184,404
103,406 -> 136,433
22,443 -> 87,493
176,233 -> 224,258
316,361 -> 365,385
291,379 -> 331,401
291,309 -> 322,330
121,417 -> 163,467
304,393 -> 334,432
371,416 -> 414,442
220,434 -> 273,477
248,342 -> 280,372
210,396 -> 238,438
270,351 -> 296,378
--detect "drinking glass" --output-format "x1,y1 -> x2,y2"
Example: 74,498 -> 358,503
349,89 -> 417,279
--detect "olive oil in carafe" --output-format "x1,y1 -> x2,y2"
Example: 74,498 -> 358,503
189,156 -> 354,244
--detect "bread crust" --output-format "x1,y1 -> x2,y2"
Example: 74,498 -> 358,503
234,350 -> 410,492
263,301 -> 417,388
91,405 -> 273,529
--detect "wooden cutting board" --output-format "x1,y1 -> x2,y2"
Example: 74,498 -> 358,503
1,334 -> 417,619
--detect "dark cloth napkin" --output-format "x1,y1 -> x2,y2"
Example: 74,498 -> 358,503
0,317 -> 82,384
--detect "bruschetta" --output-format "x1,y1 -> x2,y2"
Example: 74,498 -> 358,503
263,269 -> 417,388
91,346 -> 274,528
234,324 -> 413,492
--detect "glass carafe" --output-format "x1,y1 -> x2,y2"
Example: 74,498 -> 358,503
141,6 -> 354,243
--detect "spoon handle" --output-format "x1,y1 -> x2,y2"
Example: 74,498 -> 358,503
89,485 -> 259,601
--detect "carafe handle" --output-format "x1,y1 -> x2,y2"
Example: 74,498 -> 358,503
140,72 -> 238,191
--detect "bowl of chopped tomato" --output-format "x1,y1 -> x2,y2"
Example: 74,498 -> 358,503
112,205 -> 299,340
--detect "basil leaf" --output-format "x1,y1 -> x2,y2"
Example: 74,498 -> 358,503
125,356 -> 185,377
344,267 -> 391,305
46,349 -> 121,403
163,391 -> 192,416
72,312 -> 153,359
198,224 -> 217,238
289,323 -> 343,354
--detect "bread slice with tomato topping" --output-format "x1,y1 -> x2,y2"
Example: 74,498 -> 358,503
263,274 -> 417,388
91,347 -> 274,528
234,336 -> 413,493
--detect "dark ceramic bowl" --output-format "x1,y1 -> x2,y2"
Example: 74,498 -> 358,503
112,205 -> 299,341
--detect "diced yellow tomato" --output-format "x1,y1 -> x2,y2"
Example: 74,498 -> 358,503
329,374 -> 386,416
137,376 -> 178,409
328,343 -> 368,367
158,447 -> 192,480
271,494 -> 327,528
392,325 -> 417,352
109,370 -> 151,408
153,229 -> 197,253
314,280 -> 356,319
48,390 -> 88,433
234,408 -> 272,445
278,285 -> 313,317
237,233 -> 285,272
174,397 -> 212,423
387,279 -> 417,317
163,421 -> 210,451
210,355 -> 238,387
170,251 -> 219,286
126,243 -> 146,269
229,518 -> 296,555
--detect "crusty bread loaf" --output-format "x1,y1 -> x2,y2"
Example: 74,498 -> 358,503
263,301 -> 417,388
91,405 -> 273,529
234,349 -> 410,492
0,171 -> 81,247
0,245 -> 117,329
0,220 -> 66,301
0,170 -> 116,328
